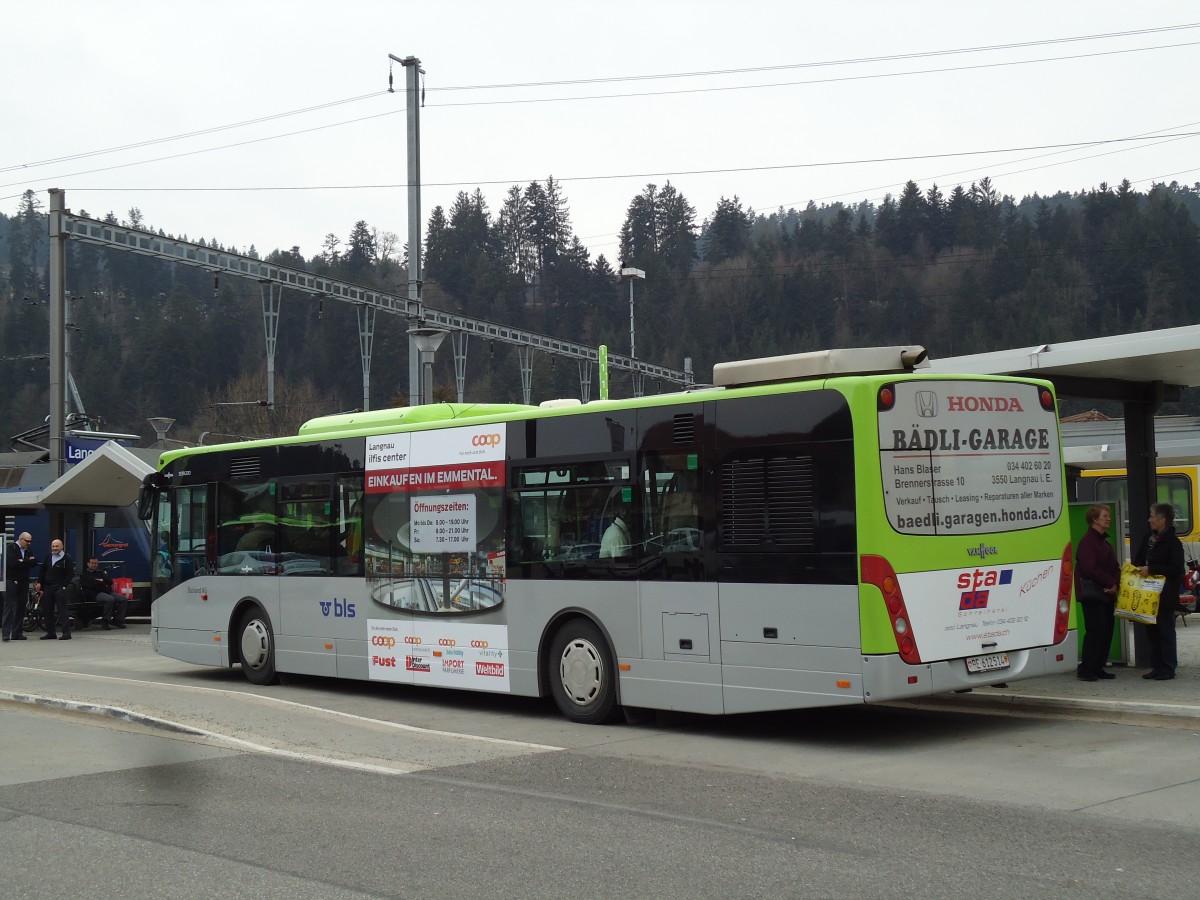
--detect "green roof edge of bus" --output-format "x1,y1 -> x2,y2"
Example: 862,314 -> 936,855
155,369 -> 1055,471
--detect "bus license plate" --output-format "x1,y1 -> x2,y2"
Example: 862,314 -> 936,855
966,653 -> 1010,674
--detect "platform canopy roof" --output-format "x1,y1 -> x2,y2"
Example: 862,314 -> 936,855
927,324 -> 1200,399
0,441 -> 154,511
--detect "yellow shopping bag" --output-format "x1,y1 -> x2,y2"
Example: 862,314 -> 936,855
1115,562 -> 1163,625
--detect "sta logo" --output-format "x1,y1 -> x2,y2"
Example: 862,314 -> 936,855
956,568 -> 1013,611
319,599 -> 356,618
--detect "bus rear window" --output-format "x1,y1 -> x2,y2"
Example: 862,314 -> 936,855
878,380 -> 1063,536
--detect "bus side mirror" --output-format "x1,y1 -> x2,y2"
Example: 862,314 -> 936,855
137,472 -> 165,521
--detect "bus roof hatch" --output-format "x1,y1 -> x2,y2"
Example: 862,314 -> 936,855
713,346 -> 929,387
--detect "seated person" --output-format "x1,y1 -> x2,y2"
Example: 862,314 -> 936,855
80,557 -> 127,629
599,503 -> 632,559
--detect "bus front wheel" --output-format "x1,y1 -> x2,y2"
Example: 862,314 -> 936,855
549,619 -> 620,724
238,607 -> 278,686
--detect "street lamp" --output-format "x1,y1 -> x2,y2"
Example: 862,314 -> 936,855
408,326 -> 448,406
620,267 -> 645,359
147,417 -> 175,450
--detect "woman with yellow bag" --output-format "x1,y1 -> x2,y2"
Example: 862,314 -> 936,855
1132,503 -> 1183,681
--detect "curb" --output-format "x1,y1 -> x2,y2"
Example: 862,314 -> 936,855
0,689 -> 213,737
894,691 -> 1200,721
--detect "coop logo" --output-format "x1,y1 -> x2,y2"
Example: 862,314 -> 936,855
438,638 -> 457,647
371,635 -> 397,648
319,599 -> 356,618
915,391 -> 937,418
406,656 -> 430,673
476,661 -> 505,677
472,433 -> 502,447
470,639 -> 490,649
404,636 -> 422,645
956,567 -> 1013,610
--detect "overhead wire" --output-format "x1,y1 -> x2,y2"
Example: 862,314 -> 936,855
2,26 -> 1197,198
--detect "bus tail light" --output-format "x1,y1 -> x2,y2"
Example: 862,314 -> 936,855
1053,543 -> 1073,643
861,555 -> 922,664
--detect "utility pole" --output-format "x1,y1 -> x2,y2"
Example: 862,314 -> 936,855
48,189 -> 68,479
389,53 -> 432,407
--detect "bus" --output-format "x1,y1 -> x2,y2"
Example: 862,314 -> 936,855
140,346 -> 1076,723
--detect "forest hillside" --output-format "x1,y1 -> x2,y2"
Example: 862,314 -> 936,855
2,175 -> 1199,447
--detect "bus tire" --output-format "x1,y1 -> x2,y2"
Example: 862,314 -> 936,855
238,607 -> 278,686
549,618 -> 620,725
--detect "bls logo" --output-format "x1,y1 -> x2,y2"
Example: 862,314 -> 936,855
956,568 -> 1013,610
319,598 -> 356,618
471,433 -> 502,447
372,655 -> 397,667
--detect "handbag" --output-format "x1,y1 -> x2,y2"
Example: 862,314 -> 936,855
1115,562 -> 1163,624
1077,577 -> 1109,604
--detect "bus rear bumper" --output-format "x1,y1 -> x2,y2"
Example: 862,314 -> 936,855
863,630 -> 1078,702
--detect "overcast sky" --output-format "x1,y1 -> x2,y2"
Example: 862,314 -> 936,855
4,1 -> 1197,268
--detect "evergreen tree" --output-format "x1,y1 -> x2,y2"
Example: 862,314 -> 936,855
704,196 -> 752,264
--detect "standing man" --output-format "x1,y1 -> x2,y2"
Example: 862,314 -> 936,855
3,531 -> 37,641
80,557 -> 127,629
35,538 -> 74,641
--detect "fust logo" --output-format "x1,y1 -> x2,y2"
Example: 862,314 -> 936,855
319,599 -> 356,617
372,655 -> 397,667
956,568 -> 1013,610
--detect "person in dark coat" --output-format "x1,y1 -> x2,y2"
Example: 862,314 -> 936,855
3,531 -> 37,641
1074,504 -> 1120,681
35,538 -> 74,640
80,557 -> 127,629
1132,502 -> 1184,680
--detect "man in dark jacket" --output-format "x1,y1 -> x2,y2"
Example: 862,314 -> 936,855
80,557 -> 127,629
3,531 -> 37,641
35,538 -> 74,640
1132,502 -> 1184,680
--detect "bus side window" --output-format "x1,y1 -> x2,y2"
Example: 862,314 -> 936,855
334,476 -> 364,577
643,453 -> 701,555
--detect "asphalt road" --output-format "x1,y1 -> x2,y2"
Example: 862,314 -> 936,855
2,628 -> 1199,898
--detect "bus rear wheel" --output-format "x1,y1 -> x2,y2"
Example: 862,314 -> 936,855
238,607 -> 278,685
549,619 -> 620,724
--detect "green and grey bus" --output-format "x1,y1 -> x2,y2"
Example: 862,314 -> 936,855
140,346 -> 1077,723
